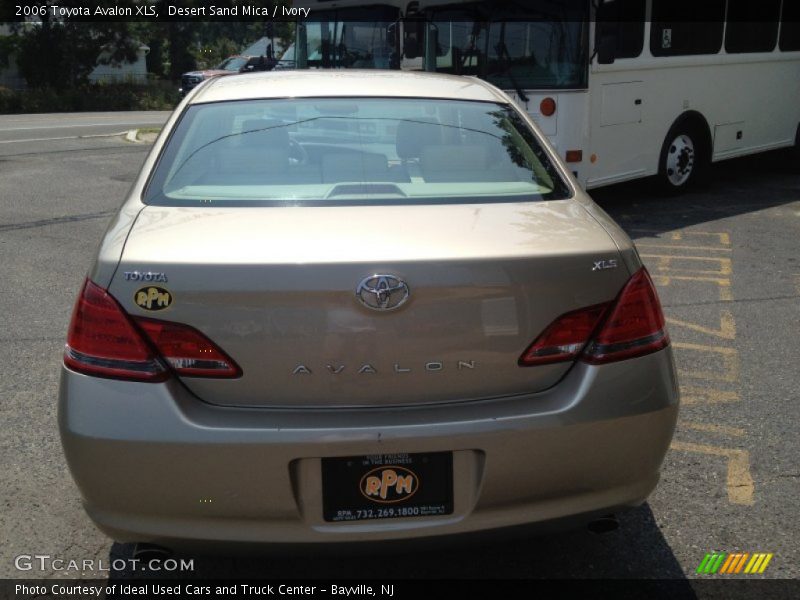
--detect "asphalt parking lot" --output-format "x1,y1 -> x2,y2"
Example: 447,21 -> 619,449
0,113 -> 798,583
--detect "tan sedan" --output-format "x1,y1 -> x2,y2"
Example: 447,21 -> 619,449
59,70 -> 678,548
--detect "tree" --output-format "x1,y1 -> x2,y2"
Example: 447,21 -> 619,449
11,1 -> 140,89
7,0 -> 292,86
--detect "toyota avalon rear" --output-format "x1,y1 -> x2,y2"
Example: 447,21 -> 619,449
58,71 -> 678,548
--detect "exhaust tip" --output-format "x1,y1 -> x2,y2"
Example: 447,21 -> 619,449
132,542 -> 173,561
587,514 -> 619,535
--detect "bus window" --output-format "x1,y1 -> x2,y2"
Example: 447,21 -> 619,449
651,0 -> 725,56
300,6 -> 400,69
780,1 -> 800,52
428,0 -> 588,90
429,7 -> 488,75
596,0 -> 647,60
485,21 -> 586,89
725,0 -> 780,54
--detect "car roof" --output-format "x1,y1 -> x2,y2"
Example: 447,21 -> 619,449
190,70 -> 508,104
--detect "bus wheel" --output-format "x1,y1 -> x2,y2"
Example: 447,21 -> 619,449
657,124 -> 705,192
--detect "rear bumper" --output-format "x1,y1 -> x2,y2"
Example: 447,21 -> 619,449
58,348 -> 679,546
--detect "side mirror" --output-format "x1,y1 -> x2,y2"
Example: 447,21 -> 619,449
597,31 -> 617,65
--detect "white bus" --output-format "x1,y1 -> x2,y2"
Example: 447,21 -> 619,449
292,0 -> 800,191
291,1 -> 409,69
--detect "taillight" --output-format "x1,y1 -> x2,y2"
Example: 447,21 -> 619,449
64,279 -> 241,381
135,318 -> 241,378
582,268 -> 669,364
65,279 -> 167,381
518,268 -> 669,367
565,150 -> 583,163
519,303 -> 609,366
540,97 -> 557,117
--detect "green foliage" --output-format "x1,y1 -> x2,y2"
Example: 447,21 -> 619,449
0,37 -> 14,70
195,37 -> 239,70
3,0 -> 293,91
0,86 -> 20,113
0,82 -> 180,114
11,1 -> 141,89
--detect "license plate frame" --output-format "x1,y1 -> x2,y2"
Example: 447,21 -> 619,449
321,452 -> 453,523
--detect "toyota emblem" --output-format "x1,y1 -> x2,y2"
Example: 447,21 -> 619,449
356,275 -> 410,311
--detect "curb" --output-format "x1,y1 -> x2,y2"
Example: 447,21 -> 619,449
80,130 -> 131,140
125,129 -> 139,143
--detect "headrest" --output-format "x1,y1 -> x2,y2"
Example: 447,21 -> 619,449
396,119 -> 443,160
215,147 -> 289,176
240,119 -> 289,149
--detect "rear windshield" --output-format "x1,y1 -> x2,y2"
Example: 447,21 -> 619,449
217,57 -> 247,71
144,97 -> 571,207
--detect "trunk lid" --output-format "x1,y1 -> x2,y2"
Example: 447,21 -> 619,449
110,200 -> 630,407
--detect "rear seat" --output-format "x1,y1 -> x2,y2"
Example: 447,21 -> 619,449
211,119 -> 323,184
213,119 -> 289,179
395,119 -> 443,182
421,144 -> 487,182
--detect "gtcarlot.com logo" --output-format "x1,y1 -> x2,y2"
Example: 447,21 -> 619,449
14,553 -> 194,573
696,552 -> 773,575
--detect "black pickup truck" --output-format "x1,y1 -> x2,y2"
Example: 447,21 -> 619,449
180,55 -> 277,95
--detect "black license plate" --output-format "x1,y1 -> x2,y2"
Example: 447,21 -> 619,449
322,452 -> 453,523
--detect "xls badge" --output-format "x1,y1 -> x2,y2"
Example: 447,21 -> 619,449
592,259 -> 618,271
359,466 -> 419,504
134,286 -> 172,311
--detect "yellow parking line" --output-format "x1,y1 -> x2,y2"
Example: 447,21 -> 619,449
666,310 -> 736,340
640,254 -> 732,276
637,243 -> 731,252
670,441 -> 754,505
683,231 -> 731,245
628,230 -> 730,246
680,386 -> 740,405
626,228 -> 681,236
680,421 -> 746,437
674,342 -> 740,383
650,274 -> 733,301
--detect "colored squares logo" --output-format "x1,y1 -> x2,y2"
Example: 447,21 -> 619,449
697,552 -> 773,574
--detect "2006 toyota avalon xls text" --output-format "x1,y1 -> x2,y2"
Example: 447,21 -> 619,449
59,70 -> 678,548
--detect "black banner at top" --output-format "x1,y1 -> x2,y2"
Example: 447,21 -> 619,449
3,0 -> 800,23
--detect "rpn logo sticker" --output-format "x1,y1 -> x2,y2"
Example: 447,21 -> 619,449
359,466 -> 418,504
134,286 -> 173,311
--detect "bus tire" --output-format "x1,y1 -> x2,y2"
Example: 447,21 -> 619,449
656,120 -> 709,193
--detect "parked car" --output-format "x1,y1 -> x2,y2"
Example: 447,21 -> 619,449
59,70 -> 678,549
179,55 -> 276,95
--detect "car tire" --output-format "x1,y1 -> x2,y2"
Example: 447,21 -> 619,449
656,122 -> 707,193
